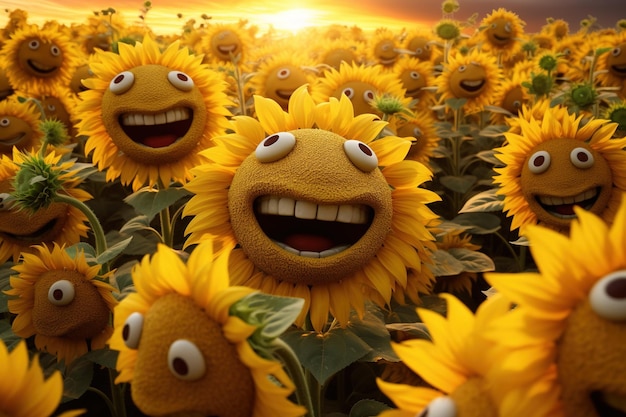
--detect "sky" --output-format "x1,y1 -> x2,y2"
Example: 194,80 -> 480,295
1,0 -> 623,36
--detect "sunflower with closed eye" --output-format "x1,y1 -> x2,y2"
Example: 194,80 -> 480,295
493,107 -> 626,235
76,35 -> 233,191
183,85 -> 440,332
5,243 -> 117,365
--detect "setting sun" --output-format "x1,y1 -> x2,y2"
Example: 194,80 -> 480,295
259,8 -> 326,33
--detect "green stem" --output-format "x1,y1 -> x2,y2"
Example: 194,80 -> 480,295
234,64 -> 248,116
156,180 -> 174,247
88,387 -> 117,417
271,338 -> 316,417
108,369 -> 128,417
494,231 -> 521,272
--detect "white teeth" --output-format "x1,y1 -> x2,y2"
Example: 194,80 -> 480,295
462,80 -> 484,87
122,108 -> 190,126
257,196 -> 369,224
538,188 -> 598,206
272,240 -> 351,258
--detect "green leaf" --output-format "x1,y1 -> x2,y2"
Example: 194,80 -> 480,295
385,322 -> 431,340
62,356 -> 95,401
119,215 -> 159,235
347,304 -> 398,362
0,262 -> 15,314
451,212 -> 501,234
448,247 -> 495,273
64,242 -> 98,265
459,189 -> 505,213
349,399 -> 392,417
475,149 -> 504,165
0,320 -> 20,350
282,327 -> 371,385
82,347 -> 119,370
440,175 -> 477,194
482,104 -> 514,116
124,186 -> 191,221
445,97 -> 467,111
96,236 -> 133,265
430,249 -> 465,276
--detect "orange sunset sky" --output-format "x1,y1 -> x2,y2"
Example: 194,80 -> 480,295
1,0 -> 623,36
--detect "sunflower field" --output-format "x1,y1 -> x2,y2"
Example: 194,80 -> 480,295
1,1 -> 626,416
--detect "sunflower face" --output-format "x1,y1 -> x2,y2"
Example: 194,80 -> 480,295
101,64 -> 208,165
17,36 -> 64,79
521,138 -> 613,229
262,65 -> 311,109
373,39 -> 398,66
0,200 -> 69,247
334,80 -> 378,116
500,85 -> 524,115
39,95 -> 72,131
128,293 -> 255,417
209,29 -> 242,61
449,63 -> 487,99
608,42 -> 626,80
229,128 -> 393,285
486,18 -> 515,47
399,68 -> 427,100
0,115 -> 37,154
0,68 -> 14,100
322,47 -> 358,70
69,64 -> 92,95
406,36 -> 432,61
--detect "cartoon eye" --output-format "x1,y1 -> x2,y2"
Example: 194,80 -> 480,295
512,100 -> 521,109
589,270 -> 626,321
122,312 -> 144,349
490,23 -> 497,29
415,47 -> 424,55
168,71 -> 194,91
570,147 -> 594,169
417,396 -> 457,417
382,44 -> 391,51
217,31 -> 229,40
46,104 -> 56,112
277,68 -> 291,79
410,71 -> 421,80
50,44 -> 61,56
562,48 -> 571,56
413,127 -> 423,138
504,22 -> 512,33
344,139 -> 378,172
342,87 -> 355,99
28,40 -> 40,50
527,150 -> 551,174
363,90 -> 375,102
48,280 -> 75,306
458,65 -> 467,72
168,339 -> 206,381
0,193 -> 14,211
256,132 -> 296,163
109,71 -> 135,94
612,47 -> 621,57
0,118 -> 9,127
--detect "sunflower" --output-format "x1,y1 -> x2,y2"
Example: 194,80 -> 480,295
594,31 -> 626,90
311,37 -> 366,72
5,243 -> 117,364
387,108 -> 440,166
0,95 -> 43,156
493,107 -> 626,235
435,48 -> 502,115
0,22 -> 81,97
0,150 -> 91,263
377,293 -> 560,417
433,230 -> 483,295
0,340 -> 85,417
392,57 -> 437,110
200,21 -> 255,67
108,241 -> 305,417
485,195 -> 626,417
311,61 -> 408,117
75,34 -> 233,191
366,27 -> 401,68
489,68 -> 530,125
477,8 -> 526,65
183,85 -> 440,332
402,28 -> 441,64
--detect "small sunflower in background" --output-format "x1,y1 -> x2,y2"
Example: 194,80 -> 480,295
489,68 -> 530,125
108,241 -> 306,417
0,22 -> 81,97
311,60 -> 408,117
76,35 -> 233,191
594,30 -> 626,95
31,87 -> 80,142
5,243 -> 117,365
200,21 -> 254,67
0,66 -> 15,100
436,48 -> 502,115
183,86 -> 440,332
366,27 -> 402,69
477,8 -> 526,67
0,340 -> 85,417
494,108 -> 626,235
388,109 -> 440,166
402,28 -> 441,64
310,37 -> 366,72
392,57 -> 437,110
0,96 -> 43,156
0,150 -> 91,263
603,99 -> 626,136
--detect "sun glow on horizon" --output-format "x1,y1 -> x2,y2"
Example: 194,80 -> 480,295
258,8 -> 327,33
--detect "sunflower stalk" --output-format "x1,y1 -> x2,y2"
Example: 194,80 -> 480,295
156,180 -> 175,247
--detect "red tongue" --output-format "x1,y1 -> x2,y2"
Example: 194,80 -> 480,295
142,134 -> 177,148
554,203 -> 576,215
284,234 -> 334,252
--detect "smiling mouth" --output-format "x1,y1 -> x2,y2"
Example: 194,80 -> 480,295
1,218 -> 58,242
493,34 -> 510,42
275,90 -> 294,100
536,187 -> 599,219
591,391 -> 626,417
27,60 -> 57,74
460,79 -> 485,92
0,133 -> 25,146
217,44 -> 238,54
254,196 -> 373,258
120,107 -> 193,148
610,64 -> 626,75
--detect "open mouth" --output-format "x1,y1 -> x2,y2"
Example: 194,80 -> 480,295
460,79 -> 485,93
0,133 -> 25,146
27,60 -> 57,74
493,34 -> 510,42
536,187 -> 599,219
1,218 -> 58,242
610,64 -> 626,75
254,196 -> 373,258
275,90 -> 294,100
379,57 -> 396,65
120,107 -> 193,148
217,44 -> 238,54
591,391 -> 626,417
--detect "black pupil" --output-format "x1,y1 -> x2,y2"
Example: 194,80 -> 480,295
358,143 -> 372,156
122,324 -> 130,341
53,289 -> 63,300
533,155 -> 545,167
114,74 -> 125,84
177,73 -> 188,81
577,152 -> 589,162
173,357 -> 188,375
264,135 -> 279,147
607,277 -> 626,299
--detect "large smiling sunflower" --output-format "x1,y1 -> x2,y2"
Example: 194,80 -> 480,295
76,35 -> 233,191
108,241 -> 305,417
493,107 -> 626,234
5,243 -> 117,365
0,22 -> 81,97
183,86 -> 440,332
485,195 -> 626,417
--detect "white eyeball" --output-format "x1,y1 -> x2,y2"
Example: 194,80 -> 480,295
527,150 -> 551,174
109,71 -> 135,95
342,87 -> 355,99
46,104 -> 56,112
612,47 -> 621,57
168,339 -> 206,381
363,89 -> 375,102
504,22 -> 512,33
0,193 -> 14,211
255,132 -> 296,163
457,65 -> 467,73
28,40 -> 40,50
589,270 -> 626,321
0,118 -> 10,127
122,312 -> 144,349
50,44 -> 61,57
344,139 -> 378,172
417,396 -> 457,417
276,68 -> 291,80
48,280 -> 75,306
410,71 -> 421,80
415,47 -> 424,55
167,71 -> 194,91
570,147 -> 594,169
